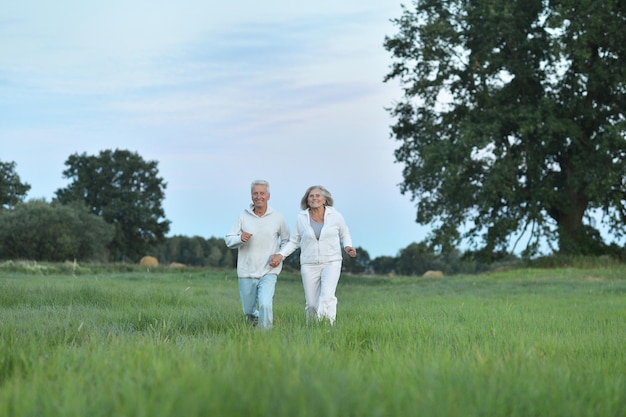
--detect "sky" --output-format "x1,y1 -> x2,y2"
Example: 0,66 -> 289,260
1,0 -> 436,259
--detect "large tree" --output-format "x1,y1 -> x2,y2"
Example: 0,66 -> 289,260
0,160 -> 31,209
384,0 -> 626,255
55,149 -> 170,261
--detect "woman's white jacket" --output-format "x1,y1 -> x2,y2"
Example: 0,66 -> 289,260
279,206 -> 353,265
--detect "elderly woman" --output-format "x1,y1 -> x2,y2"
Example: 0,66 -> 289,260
271,185 -> 356,325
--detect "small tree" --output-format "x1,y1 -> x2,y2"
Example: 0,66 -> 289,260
370,256 -> 397,275
0,160 -> 31,209
342,246 -> 371,274
395,242 -> 445,276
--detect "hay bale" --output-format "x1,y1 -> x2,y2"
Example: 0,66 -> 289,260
423,270 -> 444,278
139,256 -> 159,267
169,262 -> 186,268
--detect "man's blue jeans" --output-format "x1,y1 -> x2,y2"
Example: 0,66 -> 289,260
238,274 -> 277,329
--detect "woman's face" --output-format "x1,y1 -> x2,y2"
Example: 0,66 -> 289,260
307,188 -> 326,209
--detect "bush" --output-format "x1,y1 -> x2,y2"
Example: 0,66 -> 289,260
0,200 -> 114,262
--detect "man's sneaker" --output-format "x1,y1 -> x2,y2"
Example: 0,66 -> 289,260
246,314 -> 259,326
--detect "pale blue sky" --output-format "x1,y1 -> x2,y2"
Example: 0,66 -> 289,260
1,0 -> 437,258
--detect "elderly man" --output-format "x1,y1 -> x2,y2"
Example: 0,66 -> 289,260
225,180 -> 289,329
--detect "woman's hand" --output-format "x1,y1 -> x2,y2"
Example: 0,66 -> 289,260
344,246 -> 357,258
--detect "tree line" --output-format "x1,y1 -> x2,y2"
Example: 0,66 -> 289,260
5,152 -> 489,275
141,235 -> 515,276
0,196 -> 497,275
1,142 -> 625,276
0,158 -> 520,275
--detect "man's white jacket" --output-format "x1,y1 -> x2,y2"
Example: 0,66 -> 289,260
225,205 -> 289,278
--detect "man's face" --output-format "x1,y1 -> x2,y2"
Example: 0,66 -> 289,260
251,185 -> 269,210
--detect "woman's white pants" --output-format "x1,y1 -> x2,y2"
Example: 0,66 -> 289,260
300,261 -> 342,325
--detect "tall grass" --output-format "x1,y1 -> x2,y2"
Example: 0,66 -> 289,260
1,267 -> 625,416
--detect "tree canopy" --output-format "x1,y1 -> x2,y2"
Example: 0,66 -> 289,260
384,0 -> 626,256
55,149 -> 170,261
0,160 -> 31,209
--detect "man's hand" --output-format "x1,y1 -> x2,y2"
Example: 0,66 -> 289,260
241,232 -> 253,243
269,254 -> 283,267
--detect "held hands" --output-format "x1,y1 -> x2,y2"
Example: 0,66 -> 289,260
269,247 -> 355,267
241,232 -> 253,243
269,254 -> 283,268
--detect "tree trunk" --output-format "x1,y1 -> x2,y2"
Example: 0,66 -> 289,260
554,186 -> 589,255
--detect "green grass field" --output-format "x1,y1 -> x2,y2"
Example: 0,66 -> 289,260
1,265 -> 625,417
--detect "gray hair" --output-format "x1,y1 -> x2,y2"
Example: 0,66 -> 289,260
300,185 -> 334,210
250,179 -> 270,193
